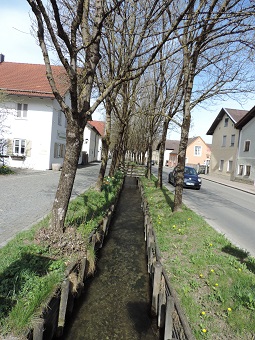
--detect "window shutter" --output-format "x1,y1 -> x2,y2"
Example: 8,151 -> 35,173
26,140 -> 32,157
17,103 -> 22,117
7,139 -> 13,155
23,104 -> 28,118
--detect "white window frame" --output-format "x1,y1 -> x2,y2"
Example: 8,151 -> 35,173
238,164 -> 244,176
222,135 -> 226,147
194,145 -> 202,156
54,143 -> 65,158
13,139 -> 26,156
245,165 -> 251,177
230,134 -> 235,147
17,103 -> 28,118
244,140 -> 250,152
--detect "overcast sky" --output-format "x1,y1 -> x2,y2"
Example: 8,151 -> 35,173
0,2 -> 254,143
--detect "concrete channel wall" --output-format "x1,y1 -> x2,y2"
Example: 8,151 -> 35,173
23,176 -> 194,340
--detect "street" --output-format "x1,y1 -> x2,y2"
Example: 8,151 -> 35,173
0,163 -> 101,248
160,167 -> 255,258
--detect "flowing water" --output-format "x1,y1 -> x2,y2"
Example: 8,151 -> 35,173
61,177 -> 161,340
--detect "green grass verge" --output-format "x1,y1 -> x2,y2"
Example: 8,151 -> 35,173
0,165 -> 14,175
0,171 -> 123,338
140,175 -> 255,340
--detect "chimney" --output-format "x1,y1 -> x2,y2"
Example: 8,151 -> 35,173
0,54 -> 5,63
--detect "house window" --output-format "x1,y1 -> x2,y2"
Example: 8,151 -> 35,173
238,164 -> 244,175
13,139 -> 26,155
230,134 -> 235,147
222,135 -> 226,147
58,111 -> 62,126
194,145 -> 202,156
219,160 -> 224,171
17,103 -> 28,118
245,165 -> 251,177
227,160 -> 233,172
224,118 -> 229,127
54,143 -> 65,158
244,140 -> 250,152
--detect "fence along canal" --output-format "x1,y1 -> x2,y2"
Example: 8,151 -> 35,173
60,176 -> 160,340
30,171 -> 194,340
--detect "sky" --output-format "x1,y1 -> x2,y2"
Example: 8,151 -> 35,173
1,1 -> 254,144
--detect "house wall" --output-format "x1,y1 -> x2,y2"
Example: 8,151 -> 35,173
166,151 -> 177,168
82,125 -> 101,163
210,113 -> 239,179
186,137 -> 210,166
49,99 -> 67,170
235,116 -> 255,183
2,97 -> 55,170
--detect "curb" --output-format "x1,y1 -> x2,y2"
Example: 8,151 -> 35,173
201,176 -> 255,196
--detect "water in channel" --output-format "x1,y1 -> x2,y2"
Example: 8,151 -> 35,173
61,177 -> 161,340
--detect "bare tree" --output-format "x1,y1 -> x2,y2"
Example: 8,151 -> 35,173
27,0 -> 195,233
169,0 -> 255,211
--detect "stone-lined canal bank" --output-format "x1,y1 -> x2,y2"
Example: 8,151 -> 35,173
60,177 -> 160,340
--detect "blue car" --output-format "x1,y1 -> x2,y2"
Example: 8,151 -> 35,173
168,166 -> 202,190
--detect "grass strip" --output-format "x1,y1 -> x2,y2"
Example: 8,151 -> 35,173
0,171 -> 123,338
140,175 -> 255,340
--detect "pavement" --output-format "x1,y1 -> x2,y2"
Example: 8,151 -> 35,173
200,173 -> 255,195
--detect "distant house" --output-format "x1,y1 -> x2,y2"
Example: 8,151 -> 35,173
82,120 -> 105,164
154,137 -> 211,168
0,59 -> 104,170
235,105 -> 255,183
207,108 -> 248,179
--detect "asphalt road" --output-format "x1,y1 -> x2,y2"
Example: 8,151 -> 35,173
0,163 -> 101,248
160,168 -> 255,258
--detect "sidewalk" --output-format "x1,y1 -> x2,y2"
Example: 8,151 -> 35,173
200,173 -> 255,195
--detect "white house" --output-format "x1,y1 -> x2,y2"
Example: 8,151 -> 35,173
0,58 -> 105,170
235,105 -> 255,183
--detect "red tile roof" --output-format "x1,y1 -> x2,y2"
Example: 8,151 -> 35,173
88,120 -> 105,137
0,62 -> 69,98
207,108 -> 248,135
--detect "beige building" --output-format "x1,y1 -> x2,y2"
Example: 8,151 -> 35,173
207,108 -> 248,179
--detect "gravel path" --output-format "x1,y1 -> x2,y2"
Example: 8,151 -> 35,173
0,163 -> 101,248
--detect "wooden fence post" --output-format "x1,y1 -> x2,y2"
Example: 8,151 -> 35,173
33,318 -> 44,340
57,278 -> 70,336
164,295 -> 175,340
151,261 -> 162,316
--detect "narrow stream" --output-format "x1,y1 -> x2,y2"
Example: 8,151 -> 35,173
61,177 -> 160,340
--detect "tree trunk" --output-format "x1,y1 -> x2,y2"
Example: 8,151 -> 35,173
158,117 -> 169,188
95,102 -> 111,190
51,119 -> 85,231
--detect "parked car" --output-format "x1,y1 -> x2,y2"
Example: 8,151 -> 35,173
168,166 -> 202,190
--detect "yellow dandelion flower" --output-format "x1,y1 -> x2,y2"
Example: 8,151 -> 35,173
227,307 -> 232,312
172,225 -> 176,229
202,329 -> 207,333
215,283 -> 218,287
201,311 -> 206,316
188,217 -> 191,220
209,243 -> 213,247
210,269 -> 214,273
199,274 -> 203,278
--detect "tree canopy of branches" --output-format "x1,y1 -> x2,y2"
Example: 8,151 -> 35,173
27,0 -> 194,233
27,0 -> 255,233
